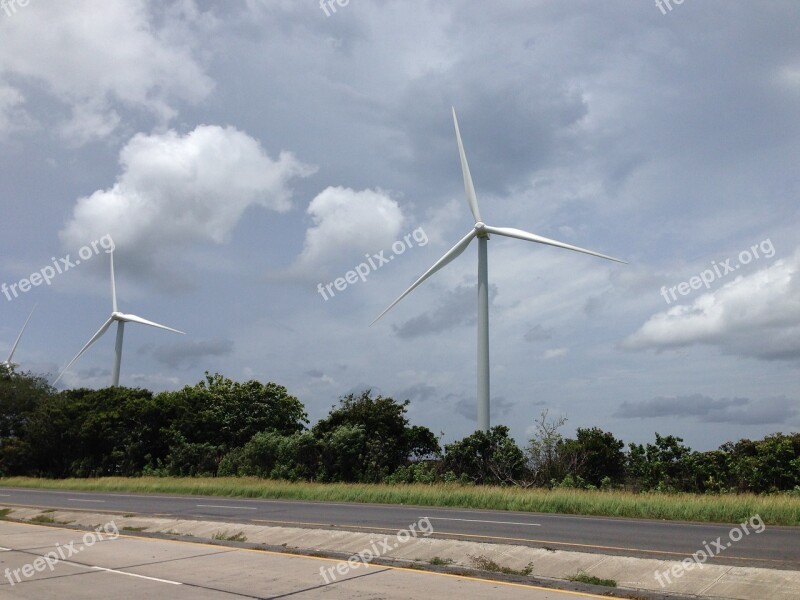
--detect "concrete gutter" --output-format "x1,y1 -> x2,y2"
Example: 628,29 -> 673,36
2,505 -> 798,600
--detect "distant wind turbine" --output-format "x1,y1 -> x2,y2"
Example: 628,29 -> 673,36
372,108 -> 626,432
54,251 -> 184,387
2,304 -> 36,369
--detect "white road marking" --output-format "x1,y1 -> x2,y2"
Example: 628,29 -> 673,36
196,504 -> 257,510
91,566 -> 182,585
428,517 -> 541,527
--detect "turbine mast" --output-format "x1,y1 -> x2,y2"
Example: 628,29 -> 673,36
477,236 -> 490,432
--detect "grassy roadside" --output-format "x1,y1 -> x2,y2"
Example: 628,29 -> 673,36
1,476 -> 798,526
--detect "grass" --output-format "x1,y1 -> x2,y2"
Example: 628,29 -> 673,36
121,526 -> 148,532
470,555 -> 534,576
567,571 -> 617,587
429,556 -> 454,566
0,509 -> 11,520
1,476 -> 798,525
29,514 -> 55,524
212,530 -> 247,542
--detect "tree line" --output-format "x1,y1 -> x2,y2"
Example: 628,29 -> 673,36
1,367 -> 798,494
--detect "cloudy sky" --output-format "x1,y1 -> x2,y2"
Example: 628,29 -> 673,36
1,0 -> 798,451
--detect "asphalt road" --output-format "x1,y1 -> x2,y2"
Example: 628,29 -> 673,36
1,487 -> 798,569
0,520 -> 613,599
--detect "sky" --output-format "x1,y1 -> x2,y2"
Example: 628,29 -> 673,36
1,0 -> 798,451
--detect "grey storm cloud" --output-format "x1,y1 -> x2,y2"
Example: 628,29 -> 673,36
455,395 -> 515,421
151,339 -> 234,370
523,324 -> 553,343
614,394 -> 798,426
392,284 -> 498,339
395,383 -> 438,403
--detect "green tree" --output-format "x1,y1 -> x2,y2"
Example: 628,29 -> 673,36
559,427 -> 626,487
158,373 -> 308,450
443,426 -> 526,485
312,390 -> 439,482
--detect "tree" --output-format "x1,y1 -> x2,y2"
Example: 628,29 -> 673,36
0,368 -> 54,475
626,433 -> 693,491
560,427 -> 626,487
312,390 -> 439,482
443,426 -> 526,485
158,373 -> 309,450
526,410 -> 569,485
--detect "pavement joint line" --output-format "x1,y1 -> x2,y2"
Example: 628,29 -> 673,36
0,518 -> 621,600
697,566 -> 734,595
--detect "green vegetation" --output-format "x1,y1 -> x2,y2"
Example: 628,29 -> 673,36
470,555 -> 534,576
212,530 -> 247,542
29,514 -> 55,524
1,368 -> 800,526
121,526 -> 147,532
567,571 -> 617,587
429,556 -> 454,565
0,509 -> 11,520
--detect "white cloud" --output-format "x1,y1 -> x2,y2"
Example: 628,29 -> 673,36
623,247 -> 800,361
0,83 -> 32,137
0,0 -> 214,144
60,125 -> 316,269
543,348 -> 568,359
289,186 -> 406,278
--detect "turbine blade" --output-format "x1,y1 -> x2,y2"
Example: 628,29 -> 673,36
53,317 -> 114,385
483,225 -> 627,264
120,313 -> 185,334
6,304 -> 36,364
110,251 -> 118,313
452,107 -> 482,223
371,229 -> 476,325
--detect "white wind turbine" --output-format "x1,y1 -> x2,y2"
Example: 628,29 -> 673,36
372,108 -> 626,432
54,251 -> 184,387
2,304 -> 36,369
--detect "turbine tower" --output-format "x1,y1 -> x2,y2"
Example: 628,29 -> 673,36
54,251 -> 184,387
2,304 -> 36,369
372,108 -> 626,432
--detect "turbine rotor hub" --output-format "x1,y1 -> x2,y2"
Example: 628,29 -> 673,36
474,221 -> 489,237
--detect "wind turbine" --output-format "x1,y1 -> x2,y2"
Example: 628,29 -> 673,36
54,251 -> 184,387
2,304 -> 36,369
372,108 -> 626,432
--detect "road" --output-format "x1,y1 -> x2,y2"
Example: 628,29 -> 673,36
1,487 -> 798,569
0,520 -> 614,599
